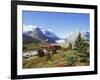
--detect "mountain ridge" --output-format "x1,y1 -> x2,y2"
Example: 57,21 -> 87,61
23,27 -> 60,43
65,31 -> 90,43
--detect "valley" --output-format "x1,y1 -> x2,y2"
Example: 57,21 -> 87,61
22,27 -> 90,68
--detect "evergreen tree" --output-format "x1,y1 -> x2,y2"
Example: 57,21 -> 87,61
74,32 -> 89,53
74,32 -> 89,64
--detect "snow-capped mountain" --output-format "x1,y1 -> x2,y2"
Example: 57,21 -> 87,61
65,31 -> 90,43
82,31 -> 90,40
41,28 -> 56,37
23,27 -> 60,43
41,28 -> 60,41
23,27 -> 48,42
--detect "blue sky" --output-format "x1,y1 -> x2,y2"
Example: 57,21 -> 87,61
22,11 -> 90,38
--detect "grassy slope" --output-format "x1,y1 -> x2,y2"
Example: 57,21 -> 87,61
23,50 -> 89,68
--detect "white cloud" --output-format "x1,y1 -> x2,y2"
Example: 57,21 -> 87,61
23,25 -> 52,32
23,25 -> 37,32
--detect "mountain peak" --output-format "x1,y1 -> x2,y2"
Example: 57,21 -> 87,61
65,30 -> 90,43
23,26 -> 60,43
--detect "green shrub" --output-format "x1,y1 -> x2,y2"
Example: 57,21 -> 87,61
65,54 -> 78,66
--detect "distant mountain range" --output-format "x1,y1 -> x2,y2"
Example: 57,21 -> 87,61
23,26 -> 90,44
65,31 -> 90,43
23,27 -> 60,43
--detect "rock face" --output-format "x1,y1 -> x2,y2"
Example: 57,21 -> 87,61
31,27 -> 47,41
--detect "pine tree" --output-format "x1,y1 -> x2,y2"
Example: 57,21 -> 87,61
74,32 -> 89,64
74,32 -> 89,53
